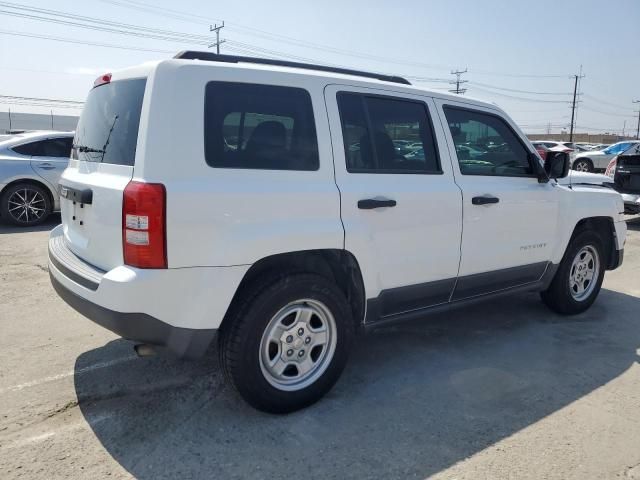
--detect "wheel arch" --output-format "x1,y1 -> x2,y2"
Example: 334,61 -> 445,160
569,216 -> 617,269
220,249 -> 366,333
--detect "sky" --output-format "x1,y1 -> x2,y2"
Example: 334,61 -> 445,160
0,0 -> 638,135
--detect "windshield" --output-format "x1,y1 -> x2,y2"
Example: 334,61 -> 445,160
73,78 -> 146,166
603,142 -> 633,155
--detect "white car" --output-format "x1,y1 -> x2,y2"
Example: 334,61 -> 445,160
0,131 -> 74,225
573,141 -> 640,172
48,53 -> 626,413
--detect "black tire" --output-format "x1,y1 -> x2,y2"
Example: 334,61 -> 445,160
219,273 -> 355,413
572,158 -> 593,172
541,230 -> 605,315
0,183 -> 52,226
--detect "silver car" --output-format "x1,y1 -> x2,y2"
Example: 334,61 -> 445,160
0,131 -> 74,226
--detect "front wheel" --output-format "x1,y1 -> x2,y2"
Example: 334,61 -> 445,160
219,273 -> 355,413
572,158 -> 593,172
541,230 -> 605,315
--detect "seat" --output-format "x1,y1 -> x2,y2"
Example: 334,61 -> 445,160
243,121 -> 287,168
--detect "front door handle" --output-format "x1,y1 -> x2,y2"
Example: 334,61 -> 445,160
358,198 -> 397,209
472,195 -> 500,205
36,162 -> 56,170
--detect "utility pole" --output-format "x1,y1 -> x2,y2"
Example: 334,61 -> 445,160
449,68 -> 467,95
568,71 -> 584,142
546,122 -> 551,135
50,110 -> 54,129
209,22 -> 225,54
8,108 -> 11,131
634,100 -> 640,140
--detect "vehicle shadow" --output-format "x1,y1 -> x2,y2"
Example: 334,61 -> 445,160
74,288 -> 640,479
0,213 -> 60,234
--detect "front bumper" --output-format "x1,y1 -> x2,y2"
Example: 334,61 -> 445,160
621,193 -> 640,215
48,224 -> 249,358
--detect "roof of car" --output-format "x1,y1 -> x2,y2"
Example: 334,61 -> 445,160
110,53 -> 504,115
0,130 -> 74,148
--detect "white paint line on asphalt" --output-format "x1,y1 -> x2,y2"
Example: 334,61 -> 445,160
1,356 -> 138,393
3,413 -> 115,450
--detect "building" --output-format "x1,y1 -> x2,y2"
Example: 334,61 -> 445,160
527,133 -> 636,144
0,111 -> 79,134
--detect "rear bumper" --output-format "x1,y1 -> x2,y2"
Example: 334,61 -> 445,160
48,224 -> 249,358
50,273 -> 214,358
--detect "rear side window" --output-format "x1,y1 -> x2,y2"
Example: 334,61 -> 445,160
204,82 -> 319,171
337,92 -> 440,174
38,138 -> 73,157
73,78 -> 146,166
12,141 -> 41,156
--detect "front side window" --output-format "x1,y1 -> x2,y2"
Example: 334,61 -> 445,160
443,106 -> 534,177
337,92 -> 440,174
204,82 -> 319,171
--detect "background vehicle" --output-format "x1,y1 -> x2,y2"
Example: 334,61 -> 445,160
532,140 -> 576,165
605,143 -> 640,214
0,131 -> 74,226
48,53 -> 626,413
573,141 -> 640,172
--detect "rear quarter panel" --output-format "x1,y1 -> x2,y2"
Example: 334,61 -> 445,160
137,61 -> 343,268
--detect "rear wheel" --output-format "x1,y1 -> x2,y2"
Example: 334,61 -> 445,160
541,230 -> 605,315
0,183 -> 52,226
572,158 -> 593,172
219,273 -> 354,413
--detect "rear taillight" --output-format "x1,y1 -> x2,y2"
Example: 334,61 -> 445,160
122,181 -> 167,269
605,157 -> 617,179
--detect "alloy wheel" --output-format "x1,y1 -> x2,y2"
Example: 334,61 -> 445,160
7,188 -> 47,224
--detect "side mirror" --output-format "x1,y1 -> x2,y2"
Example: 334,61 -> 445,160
544,151 -> 570,179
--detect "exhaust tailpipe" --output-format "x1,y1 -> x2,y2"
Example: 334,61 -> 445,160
134,344 -> 157,357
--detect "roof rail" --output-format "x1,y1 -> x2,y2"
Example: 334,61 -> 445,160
174,51 -> 411,86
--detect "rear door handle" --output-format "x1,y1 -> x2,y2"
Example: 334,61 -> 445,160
472,195 -> 500,205
37,162 -> 56,170
358,198 -> 397,209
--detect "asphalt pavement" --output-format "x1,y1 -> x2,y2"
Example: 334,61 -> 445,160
1,214 -> 639,479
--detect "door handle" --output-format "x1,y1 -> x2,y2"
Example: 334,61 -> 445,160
358,198 -> 397,209
37,162 -> 56,170
472,195 -> 500,205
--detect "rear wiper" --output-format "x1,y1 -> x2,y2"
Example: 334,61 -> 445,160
73,144 -> 105,154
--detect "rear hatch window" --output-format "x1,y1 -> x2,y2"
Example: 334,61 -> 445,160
60,77 -> 146,271
73,78 -> 146,166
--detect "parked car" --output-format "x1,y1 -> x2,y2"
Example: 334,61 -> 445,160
532,140 -> 576,165
0,131 -> 74,226
590,144 -> 610,151
48,53 -> 626,413
573,141 -> 640,172
605,143 -> 640,214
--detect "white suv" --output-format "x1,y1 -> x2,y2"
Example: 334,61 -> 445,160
49,52 -> 626,413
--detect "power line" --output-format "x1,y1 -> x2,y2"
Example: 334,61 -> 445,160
0,29 -> 175,54
467,81 -> 569,96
